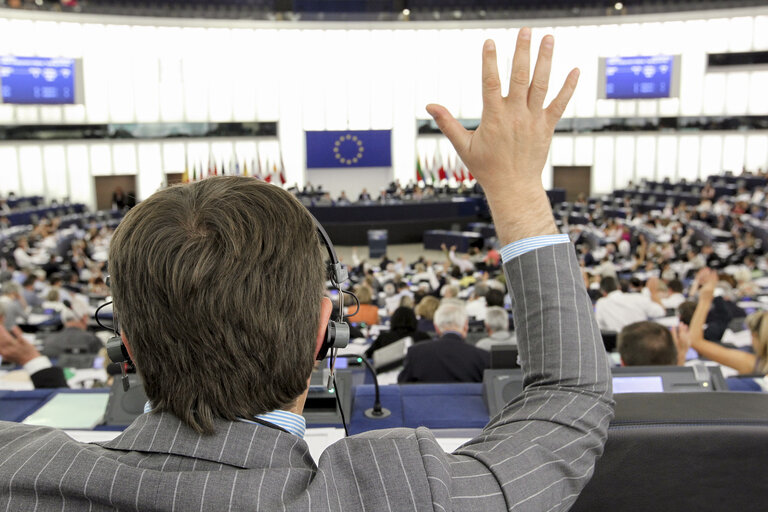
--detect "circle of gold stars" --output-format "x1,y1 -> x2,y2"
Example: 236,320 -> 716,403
333,134 -> 365,165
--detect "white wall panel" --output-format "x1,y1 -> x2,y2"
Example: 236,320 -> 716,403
131,27 -> 161,123
66,145 -> 92,205
722,134 -> 746,174
656,136 -> 678,182
82,25 -> 111,123
677,135 -> 700,182
700,135 -> 723,178
702,73 -> 727,115
728,17 -> 754,52
230,29 -> 258,123
551,137 -> 573,166
43,145 -> 68,200
207,28 -> 235,123
635,136 -> 656,182
0,147 -> 20,196
369,30 -> 395,129
39,107 -> 62,124
593,136 -> 614,194
614,136 -> 635,188
745,135 -> 768,171
755,16 -> 768,50
112,144 -> 137,175
162,142 -> 186,174
181,28 -> 210,122
321,30 -> 350,130
254,29 -> 280,121
137,143 -> 164,201
748,71 -> 768,115
90,144 -> 112,176
724,72 -> 749,115
573,136 -> 594,166
18,146 -> 45,196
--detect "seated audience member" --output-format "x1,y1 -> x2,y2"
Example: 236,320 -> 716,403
688,269 -> 768,375
1,282 -> 28,330
441,243 -> 475,274
0,308 -> 67,388
398,301 -> 490,383
0,33 -> 613,511
21,274 -> 42,308
595,276 -> 666,332
476,306 -> 516,352
617,321 -> 684,366
465,282 -> 489,321
41,308 -> 103,358
661,279 -> 685,309
485,288 -> 505,308
364,306 -> 430,359
414,295 -> 439,333
346,284 -> 379,326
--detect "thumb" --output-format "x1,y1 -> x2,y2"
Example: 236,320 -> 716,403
426,104 -> 470,156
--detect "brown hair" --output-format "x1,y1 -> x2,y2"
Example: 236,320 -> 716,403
108,177 -> 325,434
618,321 -> 677,366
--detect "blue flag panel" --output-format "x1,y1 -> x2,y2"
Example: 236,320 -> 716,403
306,130 -> 391,168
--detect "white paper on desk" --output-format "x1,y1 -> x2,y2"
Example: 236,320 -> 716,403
25,314 -> 51,325
23,393 -> 109,429
654,316 -> 679,328
721,329 -> 753,348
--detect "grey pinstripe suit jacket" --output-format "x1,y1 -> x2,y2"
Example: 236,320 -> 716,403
0,243 -> 613,511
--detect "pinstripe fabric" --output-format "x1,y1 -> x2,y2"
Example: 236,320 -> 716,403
0,244 -> 612,511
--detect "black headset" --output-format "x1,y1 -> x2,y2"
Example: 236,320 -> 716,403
101,213 -> 352,390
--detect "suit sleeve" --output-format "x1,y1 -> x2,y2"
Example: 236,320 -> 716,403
30,367 -> 69,388
454,243 -> 614,511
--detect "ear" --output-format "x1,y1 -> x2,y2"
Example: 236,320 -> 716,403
120,331 -> 135,361
315,297 -> 334,358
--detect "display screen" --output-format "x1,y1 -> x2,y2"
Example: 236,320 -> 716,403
0,56 -> 81,105
601,55 -> 677,100
612,376 -> 664,394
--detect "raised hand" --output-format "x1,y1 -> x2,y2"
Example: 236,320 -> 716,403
427,28 -> 579,243
0,324 -> 40,366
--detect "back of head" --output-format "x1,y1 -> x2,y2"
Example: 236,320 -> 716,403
356,284 -> 374,304
485,306 -> 509,334
1,281 -> 19,297
414,295 -> 440,320
108,177 -> 325,434
668,279 -> 684,294
390,306 -> 417,332
433,302 -> 468,334
618,321 -> 677,366
600,277 -> 618,295
485,289 -> 505,308
473,282 -> 489,299
678,301 -> 697,326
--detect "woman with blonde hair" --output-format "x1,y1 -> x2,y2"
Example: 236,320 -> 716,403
346,284 -> 379,326
687,268 -> 768,375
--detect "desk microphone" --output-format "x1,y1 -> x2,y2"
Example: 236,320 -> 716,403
336,354 -> 391,419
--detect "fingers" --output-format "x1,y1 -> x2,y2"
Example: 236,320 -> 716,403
528,35 -> 554,110
508,28 -> 532,104
426,103 -> 471,156
545,67 -> 579,127
481,40 -> 503,113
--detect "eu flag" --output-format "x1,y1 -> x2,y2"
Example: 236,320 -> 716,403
306,130 -> 391,169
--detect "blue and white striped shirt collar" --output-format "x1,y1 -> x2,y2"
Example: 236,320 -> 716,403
143,401 -> 307,439
243,410 -> 307,439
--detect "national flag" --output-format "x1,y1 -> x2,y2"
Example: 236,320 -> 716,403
242,159 -> 249,177
416,156 -> 424,183
279,152 -> 287,185
468,170 -> 475,182
221,159 -> 227,176
182,154 -> 189,183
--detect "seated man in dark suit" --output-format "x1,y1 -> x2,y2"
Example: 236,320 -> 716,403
0,309 -> 68,388
398,301 -> 490,383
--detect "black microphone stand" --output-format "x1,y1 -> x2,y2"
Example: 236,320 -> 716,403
336,354 -> 391,419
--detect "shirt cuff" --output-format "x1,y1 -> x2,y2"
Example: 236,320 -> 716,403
23,355 -> 53,376
500,234 -> 572,263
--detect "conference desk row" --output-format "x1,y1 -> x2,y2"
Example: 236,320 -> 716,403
1,377 -> 763,435
306,190 -> 566,245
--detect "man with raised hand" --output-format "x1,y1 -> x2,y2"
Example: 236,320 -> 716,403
0,29 -> 612,511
